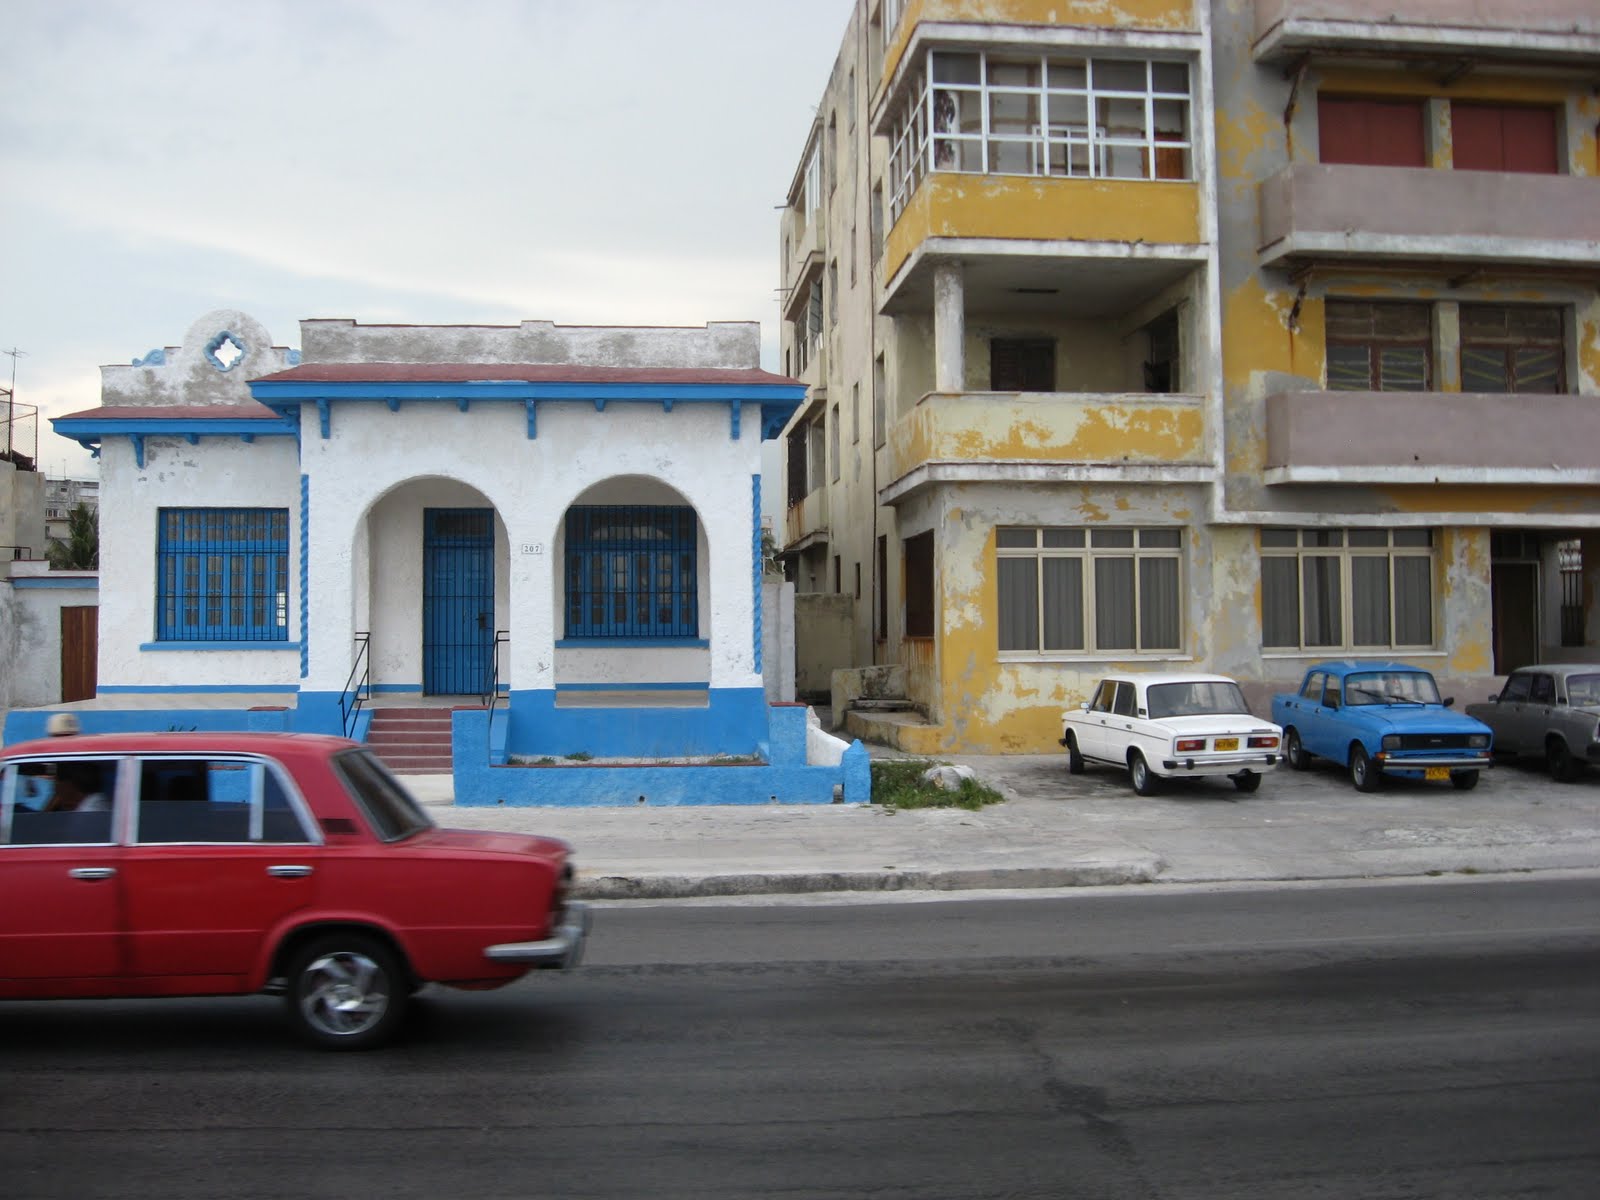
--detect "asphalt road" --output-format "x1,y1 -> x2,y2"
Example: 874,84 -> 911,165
3,877 -> 1598,1199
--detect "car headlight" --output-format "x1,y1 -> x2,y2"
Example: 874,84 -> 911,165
1381,735 -> 1401,751
1468,734 -> 1489,749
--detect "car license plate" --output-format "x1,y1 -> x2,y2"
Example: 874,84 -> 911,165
1425,767 -> 1450,781
1214,738 -> 1238,751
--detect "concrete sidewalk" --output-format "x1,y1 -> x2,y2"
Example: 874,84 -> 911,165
405,753 -> 1600,899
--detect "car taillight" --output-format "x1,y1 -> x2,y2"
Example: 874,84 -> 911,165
1247,735 -> 1279,749
1175,738 -> 1205,752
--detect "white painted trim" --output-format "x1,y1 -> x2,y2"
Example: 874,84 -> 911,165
1263,466 -> 1600,487
879,461 -> 1215,506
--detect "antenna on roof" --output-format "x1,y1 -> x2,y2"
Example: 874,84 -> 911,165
2,346 -> 25,460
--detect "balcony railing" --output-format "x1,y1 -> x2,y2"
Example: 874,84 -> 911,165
784,487 -> 830,548
1258,163 -> 1600,271
1264,389 -> 1600,485
1253,0 -> 1600,65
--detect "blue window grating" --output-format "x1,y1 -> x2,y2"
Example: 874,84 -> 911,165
565,506 -> 698,638
156,508 -> 289,641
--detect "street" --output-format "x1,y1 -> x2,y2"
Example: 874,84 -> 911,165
3,876 -> 1598,1199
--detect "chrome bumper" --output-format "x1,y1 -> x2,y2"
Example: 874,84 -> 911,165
1160,753 -> 1278,774
484,902 -> 591,970
1376,753 -> 1493,772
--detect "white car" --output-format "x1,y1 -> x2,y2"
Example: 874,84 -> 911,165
1060,673 -> 1283,795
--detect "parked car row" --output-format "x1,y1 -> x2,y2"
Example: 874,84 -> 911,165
1063,661 -> 1600,796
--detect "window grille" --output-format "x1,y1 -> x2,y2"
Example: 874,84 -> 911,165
156,508 -> 289,642
564,506 -> 698,639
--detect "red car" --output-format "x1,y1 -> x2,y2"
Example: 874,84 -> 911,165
0,731 -> 588,1049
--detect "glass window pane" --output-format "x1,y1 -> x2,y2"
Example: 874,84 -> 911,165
997,528 -> 1037,548
1393,529 -> 1432,547
1138,557 -> 1180,650
1093,60 -> 1146,91
1351,557 -> 1391,645
1327,344 -> 1373,390
1377,346 -> 1428,391
1046,58 -> 1087,89
1091,529 -> 1135,549
1302,556 -> 1342,646
1151,62 -> 1189,93
1139,528 -> 1182,549
988,58 -> 1041,88
932,53 -> 981,84
1261,528 -> 1298,548
1042,558 -> 1084,650
1348,529 -> 1388,547
997,558 -> 1039,651
1512,347 -> 1560,393
1262,557 -> 1300,646
1094,558 -> 1136,649
1042,529 -> 1085,548
1461,347 -> 1508,392
1394,556 -> 1433,644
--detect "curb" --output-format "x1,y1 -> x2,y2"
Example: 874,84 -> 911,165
573,860 -> 1165,900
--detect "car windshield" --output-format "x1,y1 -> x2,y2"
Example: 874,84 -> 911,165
332,749 -> 435,841
1147,681 -> 1250,719
1346,672 -> 1440,706
1567,674 -> 1600,706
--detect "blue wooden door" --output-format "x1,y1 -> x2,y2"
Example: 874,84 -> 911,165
423,509 -> 494,696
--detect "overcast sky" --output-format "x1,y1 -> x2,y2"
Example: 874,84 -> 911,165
1,0 -> 855,477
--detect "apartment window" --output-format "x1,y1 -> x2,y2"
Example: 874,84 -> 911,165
156,508 -> 288,642
851,381 -> 861,444
793,281 -> 823,374
990,338 -> 1055,391
1317,96 -> 1426,167
830,403 -> 841,481
904,532 -> 935,638
855,561 -> 862,601
1326,300 -> 1431,391
1452,104 -> 1558,174
870,183 -> 884,261
996,527 -> 1182,654
565,506 -> 697,639
1261,528 -> 1435,651
849,222 -> 858,287
833,555 -> 842,594
1142,309 -> 1180,393
872,353 -> 887,448
887,52 -> 1192,221
828,261 -> 839,328
786,423 -> 808,504
827,114 -> 838,193
875,535 -> 888,641
847,69 -> 856,129
1460,305 -> 1565,394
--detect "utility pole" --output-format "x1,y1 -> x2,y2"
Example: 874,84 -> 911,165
2,347 -> 25,460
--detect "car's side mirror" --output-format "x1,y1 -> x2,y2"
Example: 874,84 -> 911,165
1443,697 -> 1455,708
1137,708 -> 1147,718
1079,701 -> 1090,712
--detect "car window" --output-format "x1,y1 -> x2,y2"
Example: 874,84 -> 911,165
1568,674 -> 1600,706
1148,681 -> 1249,719
1346,671 -> 1440,706
1498,674 -> 1532,703
1527,674 -> 1556,705
1111,682 -> 1137,717
333,749 -> 434,842
1321,678 -> 1340,708
1300,673 -> 1323,701
1089,680 -> 1118,713
135,757 -> 311,845
1,758 -> 119,846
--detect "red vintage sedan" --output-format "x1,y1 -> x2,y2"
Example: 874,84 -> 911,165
0,731 -> 588,1049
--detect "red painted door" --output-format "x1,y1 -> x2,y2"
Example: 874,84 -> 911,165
0,846 -> 122,987
1318,96 -> 1426,167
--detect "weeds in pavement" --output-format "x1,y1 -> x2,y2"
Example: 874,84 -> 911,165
870,760 -> 1004,811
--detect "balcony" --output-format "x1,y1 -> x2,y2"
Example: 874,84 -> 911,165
882,391 -> 1211,503
885,174 -> 1203,313
1258,163 -> 1600,272
1253,0 -> 1600,67
784,486 -> 830,550
1263,389 -> 1600,485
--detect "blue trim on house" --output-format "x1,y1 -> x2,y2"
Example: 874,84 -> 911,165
555,637 -> 709,649
751,474 -> 762,674
555,682 -> 708,692
4,706 -> 295,744
9,576 -> 98,590
96,684 -> 299,694
51,416 -> 297,463
139,641 -> 301,652
370,683 -> 424,694
299,475 -> 309,680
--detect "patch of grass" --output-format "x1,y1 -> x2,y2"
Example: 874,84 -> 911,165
870,759 -> 1004,811
564,751 -> 593,762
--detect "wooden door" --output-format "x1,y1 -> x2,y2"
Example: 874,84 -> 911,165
60,605 -> 97,702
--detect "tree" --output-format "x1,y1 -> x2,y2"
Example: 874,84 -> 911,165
47,501 -> 98,570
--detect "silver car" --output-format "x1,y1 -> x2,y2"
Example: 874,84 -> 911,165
1466,664 -> 1600,782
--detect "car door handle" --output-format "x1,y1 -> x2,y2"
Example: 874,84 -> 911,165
267,865 -> 314,878
69,867 -> 116,881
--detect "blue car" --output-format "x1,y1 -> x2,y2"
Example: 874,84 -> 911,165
1271,661 -> 1494,792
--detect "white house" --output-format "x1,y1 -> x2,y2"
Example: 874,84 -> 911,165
7,310 -> 867,805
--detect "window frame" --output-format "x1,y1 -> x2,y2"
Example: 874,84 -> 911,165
1459,303 -> 1566,394
996,526 -> 1185,658
1324,300 -> 1433,392
1261,527 -> 1437,652
155,507 -> 290,643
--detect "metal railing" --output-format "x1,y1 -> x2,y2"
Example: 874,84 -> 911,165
339,632 -> 371,738
484,631 -> 510,755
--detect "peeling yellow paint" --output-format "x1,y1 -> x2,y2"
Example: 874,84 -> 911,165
1214,99 -> 1281,192
1579,312 -> 1600,389
1221,276 -> 1322,390
885,175 -> 1200,283
1315,69 -> 1576,105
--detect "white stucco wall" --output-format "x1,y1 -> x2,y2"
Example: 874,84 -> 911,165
0,564 -> 97,708
96,436 -> 303,689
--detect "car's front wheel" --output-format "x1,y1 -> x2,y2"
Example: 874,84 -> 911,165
1284,728 -> 1309,771
1231,771 -> 1262,793
286,933 -> 409,1051
1129,751 -> 1160,796
1349,744 -> 1382,793
1065,732 -> 1085,775
1450,769 -> 1480,791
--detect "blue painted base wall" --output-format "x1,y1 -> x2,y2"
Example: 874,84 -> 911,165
3,707 -> 293,743
504,688 -> 771,759
454,706 -> 870,807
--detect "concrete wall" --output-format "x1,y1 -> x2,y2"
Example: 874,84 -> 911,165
102,310 -> 296,408
0,563 -> 97,708
300,319 -> 761,369
795,592 -> 856,700
1,460 -> 46,560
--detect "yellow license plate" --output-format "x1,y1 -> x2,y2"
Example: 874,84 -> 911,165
1425,767 -> 1450,781
1214,738 -> 1239,751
